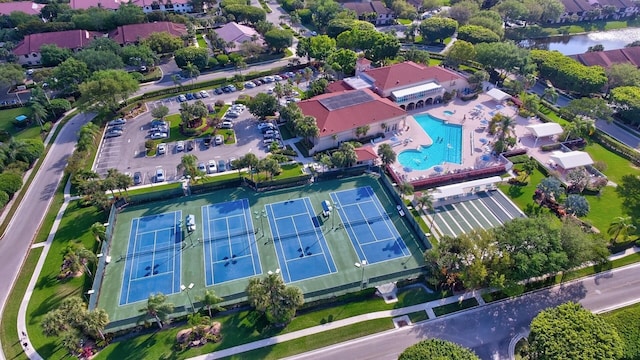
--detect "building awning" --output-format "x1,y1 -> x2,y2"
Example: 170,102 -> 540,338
486,88 -> 511,102
525,123 -> 563,138
431,176 -> 502,200
550,151 -> 593,169
391,82 -> 442,99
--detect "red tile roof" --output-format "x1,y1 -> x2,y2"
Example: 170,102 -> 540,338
572,46 -> 640,68
109,22 -> 188,45
355,146 -> 378,161
297,89 -> 405,137
343,0 -> 393,15
363,61 -> 463,92
326,80 -> 353,93
0,1 -> 43,15
13,30 -> 102,56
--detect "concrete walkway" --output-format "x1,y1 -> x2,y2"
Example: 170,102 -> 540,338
188,291 -> 485,360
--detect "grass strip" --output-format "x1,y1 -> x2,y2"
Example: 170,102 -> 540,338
407,310 -> 429,323
0,247 -> 42,360
433,298 -> 479,317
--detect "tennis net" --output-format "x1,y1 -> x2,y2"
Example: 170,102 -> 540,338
121,244 -> 177,260
203,228 -> 254,243
275,227 -> 319,241
343,214 -> 390,228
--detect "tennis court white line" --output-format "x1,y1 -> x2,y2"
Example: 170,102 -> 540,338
122,218 -> 140,304
266,204 -> 294,282
302,198 -> 335,273
202,205 -> 215,286
364,187 -> 409,256
135,226 -> 176,236
243,199 -> 261,275
331,193 -> 368,262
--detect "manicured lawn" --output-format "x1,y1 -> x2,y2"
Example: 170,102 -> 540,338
539,105 -> 570,126
601,302 -> 640,360
428,58 -> 443,66
196,34 -> 207,49
582,186 -> 624,233
27,202 -> 106,360
127,182 -> 181,196
0,107 -> 41,140
497,166 -> 547,215
397,18 -> 412,25
585,142 -> 640,184
433,298 -> 479,316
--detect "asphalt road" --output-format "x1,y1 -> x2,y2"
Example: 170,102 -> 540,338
0,113 -> 92,360
285,262 -> 640,360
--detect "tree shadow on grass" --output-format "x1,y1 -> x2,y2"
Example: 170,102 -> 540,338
507,184 -> 524,198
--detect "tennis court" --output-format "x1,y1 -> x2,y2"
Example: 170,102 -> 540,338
265,198 -> 337,283
331,187 -> 410,264
202,199 -> 262,286
119,211 -> 182,305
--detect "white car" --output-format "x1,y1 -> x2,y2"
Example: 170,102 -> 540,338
109,118 -> 127,126
176,141 -> 185,152
267,87 -> 274,94
274,75 -> 283,82
207,160 -> 217,174
225,111 -> 240,119
157,143 -> 167,155
244,81 -> 256,89
186,214 -> 196,232
231,104 -> 245,111
219,121 -> 233,129
257,122 -> 275,130
197,162 -> 206,173
214,135 -> 224,145
150,132 -> 168,140
199,90 -> 209,98
155,168 -> 165,182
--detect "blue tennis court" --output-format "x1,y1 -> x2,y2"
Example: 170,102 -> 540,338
202,199 -> 262,286
265,198 -> 337,283
119,211 -> 182,305
331,187 -> 410,264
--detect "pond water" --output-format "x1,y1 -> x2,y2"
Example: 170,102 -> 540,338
522,27 -> 640,55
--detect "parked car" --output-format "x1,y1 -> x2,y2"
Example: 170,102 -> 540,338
178,94 -> 187,102
257,122 -> 275,131
218,121 -> 233,129
263,138 -> 275,146
157,143 -> 167,155
214,88 -> 224,95
155,168 -> 165,182
225,111 -> 240,119
199,90 -> 209,98
187,140 -> 195,151
244,81 -> 256,89
207,160 -> 217,174
151,119 -> 167,127
263,76 -> 275,83
266,87 -> 274,95
231,104 -> 245,111
193,92 -> 202,99
218,159 -> 227,172
105,130 -> 122,138
222,86 -> 231,93
274,75 -> 283,82
228,157 -> 237,170
214,135 -> 224,145
197,162 -> 206,173
228,84 -> 237,92
150,132 -> 168,140
185,93 -> 194,100
109,118 -> 126,126
176,140 -> 185,152
252,80 -> 262,86
133,172 -> 142,185
203,135 -> 212,148
108,125 -> 124,132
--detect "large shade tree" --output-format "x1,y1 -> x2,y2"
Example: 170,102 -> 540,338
529,302 -> 623,360
399,339 -> 480,360
246,272 -> 304,326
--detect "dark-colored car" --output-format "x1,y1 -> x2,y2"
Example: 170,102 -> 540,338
193,92 -> 202,99
203,136 -> 212,148
186,140 -> 195,151
133,172 -> 142,185
214,88 -> 224,95
253,80 -> 262,86
222,86 -> 231,93
186,93 -> 194,100
108,125 -> 124,132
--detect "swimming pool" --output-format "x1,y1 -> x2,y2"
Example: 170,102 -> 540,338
443,110 -> 454,116
398,114 -> 462,170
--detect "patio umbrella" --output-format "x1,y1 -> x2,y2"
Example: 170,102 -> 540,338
479,138 -> 488,144
481,154 -> 491,162
480,119 -> 489,125
434,165 -> 443,173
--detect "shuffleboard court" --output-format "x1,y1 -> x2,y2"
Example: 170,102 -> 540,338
119,211 -> 182,305
331,186 -> 410,264
202,199 -> 262,285
265,198 -> 337,283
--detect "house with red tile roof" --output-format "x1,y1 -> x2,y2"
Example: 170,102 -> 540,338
571,46 -> 640,68
555,0 -> 639,23
108,22 -> 188,46
327,61 -> 468,111
354,146 -> 379,165
297,88 -> 407,153
69,0 -> 196,13
13,30 -> 103,65
0,1 -> 43,16
214,22 -> 264,53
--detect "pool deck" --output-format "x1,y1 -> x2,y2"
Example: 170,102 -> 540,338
376,93 -> 521,182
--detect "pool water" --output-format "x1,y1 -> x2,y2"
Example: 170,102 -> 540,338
398,114 -> 462,170
443,110 -> 454,116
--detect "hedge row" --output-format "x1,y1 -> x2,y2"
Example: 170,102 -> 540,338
593,130 -> 640,166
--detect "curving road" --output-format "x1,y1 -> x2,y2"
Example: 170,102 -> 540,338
285,262 -> 640,360
0,113 -> 92,360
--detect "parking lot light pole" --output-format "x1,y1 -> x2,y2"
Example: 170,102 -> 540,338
355,260 -> 367,288
181,283 -> 195,313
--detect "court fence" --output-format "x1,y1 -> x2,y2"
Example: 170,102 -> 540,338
315,165 -> 369,181
89,202 -> 118,310
127,185 -> 185,205
380,172 -> 433,250
244,174 -> 312,192
191,177 -> 243,195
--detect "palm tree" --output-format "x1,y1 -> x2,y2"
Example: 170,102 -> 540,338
115,172 -> 133,196
607,216 -> 637,243
61,243 -> 97,277
274,82 -> 285,101
139,293 -> 174,329
243,153 -> 259,181
543,87 -> 559,104
197,289 -> 225,317
398,182 -> 414,198
564,116 -> 596,141
31,101 -> 48,130
90,222 -> 106,247
497,115 -> 516,140
377,143 -> 396,166
235,59 -> 247,75
83,308 -> 109,340
183,62 -> 200,85
416,193 -> 435,229
172,74 -> 182,89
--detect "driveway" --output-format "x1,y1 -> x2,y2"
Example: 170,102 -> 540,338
94,81 -> 311,181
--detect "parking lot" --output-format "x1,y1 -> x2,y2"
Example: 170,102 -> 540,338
93,79 -> 307,184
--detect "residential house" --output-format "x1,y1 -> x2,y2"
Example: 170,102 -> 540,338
0,1 -> 43,16
343,1 -> 395,25
354,146 -> 379,166
297,88 -> 407,153
13,30 -> 103,65
555,0 -> 639,23
329,61 -> 468,111
108,22 -> 188,46
139,0 -> 197,14
214,22 -> 263,53
571,46 -> 640,68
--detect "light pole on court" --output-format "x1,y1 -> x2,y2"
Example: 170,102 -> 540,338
331,203 -> 340,230
355,260 -> 367,288
181,283 -> 195,313
254,209 -> 267,237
